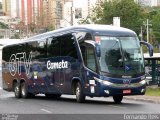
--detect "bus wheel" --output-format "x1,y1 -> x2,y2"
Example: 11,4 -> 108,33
21,82 -> 29,98
75,82 -> 85,103
113,95 -> 123,104
14,82 -> 21,98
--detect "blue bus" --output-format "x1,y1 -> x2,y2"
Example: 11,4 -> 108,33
2,24 -> 153,103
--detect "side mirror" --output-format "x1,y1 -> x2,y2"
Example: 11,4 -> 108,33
95,43 -> 101,57
140,41 -> 153,57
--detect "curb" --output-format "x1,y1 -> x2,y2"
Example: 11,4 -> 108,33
124,96 -> 160,104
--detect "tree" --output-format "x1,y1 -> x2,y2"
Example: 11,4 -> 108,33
10,33 -> 20,39
147,9 -> 160,52
92,0 -> 146,34
0,22 -> 8,29
78,17 -> 92,24
29,22 -> 36,33
150,10 -> 160,42
46,24 -> 55,32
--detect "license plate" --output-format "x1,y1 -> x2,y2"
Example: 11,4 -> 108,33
123,90 -> 131,94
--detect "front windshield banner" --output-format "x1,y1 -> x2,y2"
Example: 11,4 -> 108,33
95,36 -> 145,76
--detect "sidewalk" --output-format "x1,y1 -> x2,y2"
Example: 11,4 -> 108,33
124,85 -> 160,104
124,95 -> 160,104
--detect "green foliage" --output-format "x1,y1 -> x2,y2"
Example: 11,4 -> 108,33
0,3 -> 2,9
46,25 -> 55,32
92,0 -> 160,52
0,22 -> 8,29
92,0 -> 145,34
146,87 -> 160,96
29,23 -> 36,33
0,35 -> 3,39
78,17 -> 92,24
10,33 -> 20,39
150,10 -> 160,43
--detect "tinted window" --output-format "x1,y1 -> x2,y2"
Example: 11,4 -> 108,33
47,34 -> 78,59
61,34 -> 78,59
28,40 -> 47,59
3,44 -> 25,62
47,37 -> 61,57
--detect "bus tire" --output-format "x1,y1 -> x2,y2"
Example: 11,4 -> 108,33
113,95 -> 123,104
75,82 -> 85,103
21,82 -> 29,98
14,82 -> 21,98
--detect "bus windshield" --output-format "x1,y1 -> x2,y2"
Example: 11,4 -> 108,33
96,36 -> 144,76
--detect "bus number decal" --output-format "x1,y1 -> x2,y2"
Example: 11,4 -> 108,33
9,52 -> 32,76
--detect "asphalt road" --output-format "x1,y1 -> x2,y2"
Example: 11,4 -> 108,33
0,91 -> 160,120
0,90 -> 160,114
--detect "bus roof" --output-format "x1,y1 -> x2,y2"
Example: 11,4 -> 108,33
2,25 -> 137,47
26,24 -> 137,42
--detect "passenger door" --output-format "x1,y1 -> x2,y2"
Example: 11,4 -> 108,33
80,42 -> 99,95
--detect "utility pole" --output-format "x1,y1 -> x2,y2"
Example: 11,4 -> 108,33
140,26 -> 143,41
146,19 -> 149,43
143,19 -> 152,43
70,0 -> 73,25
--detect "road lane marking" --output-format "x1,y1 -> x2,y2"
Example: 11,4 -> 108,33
17,100 -> 24,103
41,109 -> 52,114
108,105 -> 127,109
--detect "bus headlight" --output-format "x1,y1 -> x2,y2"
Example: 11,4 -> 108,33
103,81 -> 113,86
139,80 -> 146,85
94,77 -> 113,86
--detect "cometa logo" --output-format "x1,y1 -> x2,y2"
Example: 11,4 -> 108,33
47,60 -> 68,70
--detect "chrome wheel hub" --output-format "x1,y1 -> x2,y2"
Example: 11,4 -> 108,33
76,86 -> 80,99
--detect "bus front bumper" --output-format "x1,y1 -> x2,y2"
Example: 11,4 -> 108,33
94,77 -> 146,97
100,85 -> 146,97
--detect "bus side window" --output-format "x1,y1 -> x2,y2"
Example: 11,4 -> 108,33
61,34 -> 78,59
80,43 -> 96,72
30,41 -> 47,59
86,46 -> 96,72
47,37 -> 61,57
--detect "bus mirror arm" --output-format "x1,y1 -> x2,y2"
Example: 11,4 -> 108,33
95,43 -> 101,57
140,41 -> 153,57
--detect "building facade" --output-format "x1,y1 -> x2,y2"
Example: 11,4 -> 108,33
2,0 -> 11,16
19,0 -> 43,25
61,0 -> 98,27
44,0 -> 65,29
135,0 -> 160,6
2,0 -> 49,26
